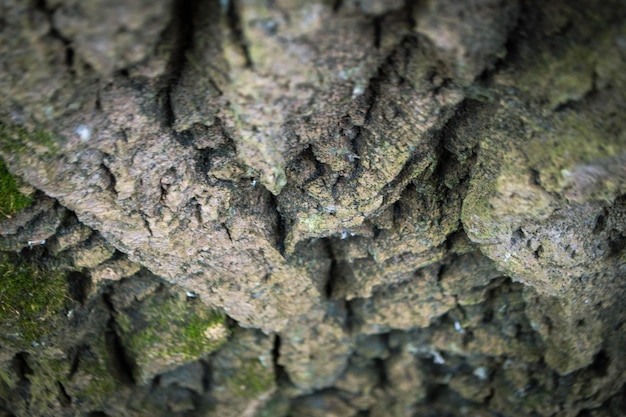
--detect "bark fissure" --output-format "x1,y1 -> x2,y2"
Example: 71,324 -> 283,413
99,162 -> 117,198
56,381 -> 72,407
12,352 -> 33,386
332,0 -> 343,13
373,17 -> 383,49
221,222 -> 233,242
159,0 -> 201,128
33,0 -> 77,75
102,291 -> 137,385
272,335 -> 293,388
140,213 -> 154,237
226,0 -> 253,69
1,0 -> 626,415
323,239 -> 338,299
271,194 -> 287,257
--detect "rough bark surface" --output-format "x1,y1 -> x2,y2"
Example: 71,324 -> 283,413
1,0 -> 625,416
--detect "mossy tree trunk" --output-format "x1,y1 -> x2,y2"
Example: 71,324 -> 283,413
1,0 -> 625,416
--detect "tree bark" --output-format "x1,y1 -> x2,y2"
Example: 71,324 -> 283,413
1,0 -> 625,416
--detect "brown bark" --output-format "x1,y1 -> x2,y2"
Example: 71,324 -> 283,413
1,0 -> 625,416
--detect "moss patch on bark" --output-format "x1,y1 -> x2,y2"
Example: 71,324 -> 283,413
0,159 -> 33,220
0,251 -> 68,346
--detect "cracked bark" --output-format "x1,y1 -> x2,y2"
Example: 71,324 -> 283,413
1,0 -> 626,416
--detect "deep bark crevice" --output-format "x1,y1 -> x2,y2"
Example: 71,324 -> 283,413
199,359 -> 212,392
103,320 -> 136,385
1,1 -> 626,415
345,119 -> 363,181
221,222 -> 233,242
323,239 -> 337,299
373,357 -> 388,389
86,411 -> 110,417
226,0 -> 253,69
332,0 -> 343,13
56,381 -> 72,407
272,335 -> 295,389
140,212 -> 154,237
290,146 -> 326,187
271,193 -> 287,257
67,344 -> 93,381
173,128 -> 195,147
345,299 -> 356,335
99,160 -> 118,198
102,291 -> 137,385
67,270 -> 93,305
11,351 -> 33,385
33,0 -> 77,76
159,0 -> 201,128
373,16 -> 382,49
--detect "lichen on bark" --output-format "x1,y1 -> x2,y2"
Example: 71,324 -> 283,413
0,0 -> 625,416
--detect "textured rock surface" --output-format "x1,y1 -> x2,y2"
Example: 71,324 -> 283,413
1,0 -> 625,416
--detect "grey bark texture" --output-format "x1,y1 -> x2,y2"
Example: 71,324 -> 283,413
1,0 -> 625,416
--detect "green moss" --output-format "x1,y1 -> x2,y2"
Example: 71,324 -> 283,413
0,366 -> 12,389
228,358 -> 275,399
0,122 -> 59,157
0,355 -> 72,416
460,164 -> 506,244
68,338 -> 119,407
525,111 -> 624,194
80,360 -> 118,404
0,159 -> 33,220
27,357 -> 71,416
514,43 -> 595,109
0,252 -> 68,345
127,302 -> 228,360
181,313 -> 227,357
0,364 -> 16,406
117,293 -> 229,381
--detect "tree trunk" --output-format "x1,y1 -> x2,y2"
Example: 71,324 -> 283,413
1,0 -> 625,416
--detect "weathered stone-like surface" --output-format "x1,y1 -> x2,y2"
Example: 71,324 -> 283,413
1,0 -> 625,416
